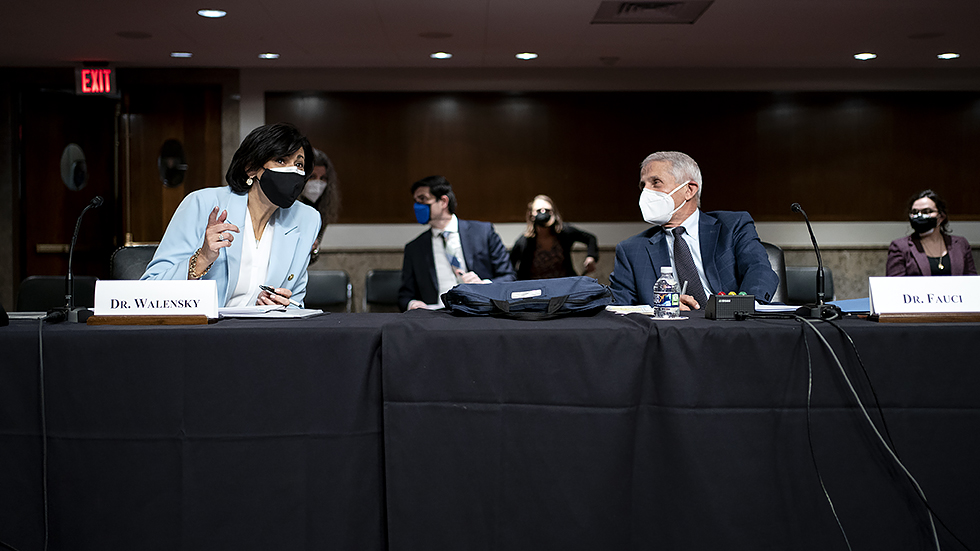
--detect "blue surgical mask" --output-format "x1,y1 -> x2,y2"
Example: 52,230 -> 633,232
414,202 -> 431,225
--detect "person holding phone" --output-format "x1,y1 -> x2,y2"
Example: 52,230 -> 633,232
142,122 -> 321,307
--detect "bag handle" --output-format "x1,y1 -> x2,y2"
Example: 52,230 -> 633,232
489,295 -> 568,320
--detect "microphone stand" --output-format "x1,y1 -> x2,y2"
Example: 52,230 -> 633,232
49,196 -> 103,323
791,203 -> 841,320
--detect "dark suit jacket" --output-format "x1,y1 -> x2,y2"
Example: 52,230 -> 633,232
886,234 -> 977,276
399,219 -> 517,310
609,210 -> 779,305
510,224 -> 599,280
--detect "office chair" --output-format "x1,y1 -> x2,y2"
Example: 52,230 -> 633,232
784,266 -> 835,306
305,270 -> 352,312
109,244 -> 158,280
17,275 -> 99,312
760,241 -> 788,304
364,269 -> 402,313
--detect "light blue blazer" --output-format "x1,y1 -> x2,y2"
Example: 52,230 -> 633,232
141,186 -> 321,307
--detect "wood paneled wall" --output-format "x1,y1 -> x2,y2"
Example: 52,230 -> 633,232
267,91 -> 980,224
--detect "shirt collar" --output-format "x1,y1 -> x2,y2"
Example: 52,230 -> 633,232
677,208 -> 700,240
431,214 -> 459,236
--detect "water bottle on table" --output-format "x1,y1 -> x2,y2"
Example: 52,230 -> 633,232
653,267 -> 680,318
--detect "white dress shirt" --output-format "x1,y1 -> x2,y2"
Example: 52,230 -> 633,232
226,209 -> 275,307
430,215 -> 469,301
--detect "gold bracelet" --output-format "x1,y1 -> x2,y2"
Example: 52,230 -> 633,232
188,247 -> 212,279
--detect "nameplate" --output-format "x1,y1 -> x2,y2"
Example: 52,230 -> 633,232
869,276 -> 980,315
94,280 -> 219,318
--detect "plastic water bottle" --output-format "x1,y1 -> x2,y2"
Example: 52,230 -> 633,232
652,267 -> 680,318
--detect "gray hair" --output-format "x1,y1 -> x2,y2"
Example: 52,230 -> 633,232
640,151 -> 702,206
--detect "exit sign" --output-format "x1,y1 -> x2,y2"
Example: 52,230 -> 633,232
75,67 -> 118,97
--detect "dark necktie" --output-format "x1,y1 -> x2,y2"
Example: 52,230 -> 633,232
672,227 -> 708,306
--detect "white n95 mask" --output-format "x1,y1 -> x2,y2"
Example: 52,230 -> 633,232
638,182 -> 690,226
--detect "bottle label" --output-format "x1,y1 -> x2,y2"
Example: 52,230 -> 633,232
652,291 -> 679,308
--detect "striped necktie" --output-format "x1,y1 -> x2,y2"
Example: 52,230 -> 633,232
441,231 -> 462,270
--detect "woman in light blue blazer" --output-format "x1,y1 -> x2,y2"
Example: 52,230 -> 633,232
142,123 -> 321,307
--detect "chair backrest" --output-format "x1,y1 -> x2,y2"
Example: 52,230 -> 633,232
305,270 -> 352,312
364,269 -> 402,313
760,241 -> 788,304
17,275 -> 99,312
110,244 -> 159,280
784,266 -> 836,306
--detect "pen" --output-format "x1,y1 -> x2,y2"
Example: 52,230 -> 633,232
259,285 -> 301,307
680,280 -> 688,297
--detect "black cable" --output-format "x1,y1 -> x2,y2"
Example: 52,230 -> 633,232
794,316 -> 942,551
38,318 -> 49,551
0,540 -> 23,551
824,319 -> 976,551
798,322 -> 853,551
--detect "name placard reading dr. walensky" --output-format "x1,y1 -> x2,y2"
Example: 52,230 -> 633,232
869,276 -> 980,315
94,280 -> 219,318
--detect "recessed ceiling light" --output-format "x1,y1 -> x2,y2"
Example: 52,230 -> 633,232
258,53 -> 280,59
853,52 -> 877,61
430,52 -> 452,60
938,52 -> 960,60
171,52 -> 193,58
515,53 -> 538,60
197,9 -> 226,18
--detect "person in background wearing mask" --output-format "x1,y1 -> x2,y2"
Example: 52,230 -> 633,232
142,122 -> 321,307
510,194 -> 598,280
399,175 -> 516,310
609,151 -> 777,309
298,148 -> 341,265
886,189 -> 977,276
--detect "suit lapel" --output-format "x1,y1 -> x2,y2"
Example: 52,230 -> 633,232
910,236 -> 930,275
457,220 -> 475,273
224,192 -> 247,304
644,228 -> 669,279
266,209 -> 301,286
699,213 -> 722,292
422,231 -> 438,293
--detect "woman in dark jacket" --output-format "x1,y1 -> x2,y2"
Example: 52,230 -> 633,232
510,195 -> 599,280
886,189 -> 977,276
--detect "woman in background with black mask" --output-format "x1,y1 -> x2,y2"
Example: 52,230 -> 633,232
886,189 -> 977,276
510,195 -> 599,280
142,122 -> 321,306
298,148 -> 341,265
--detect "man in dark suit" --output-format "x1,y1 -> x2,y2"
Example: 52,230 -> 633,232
609,151 -> 778,308
399,175 -> 516,310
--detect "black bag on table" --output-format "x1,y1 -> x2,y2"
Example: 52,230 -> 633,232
440,276 -> 612,320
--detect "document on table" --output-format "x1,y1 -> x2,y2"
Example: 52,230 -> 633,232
218,305 -> 325,319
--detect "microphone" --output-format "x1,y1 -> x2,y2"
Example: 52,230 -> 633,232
790,203 -> 840,320
55,195 -> 103,323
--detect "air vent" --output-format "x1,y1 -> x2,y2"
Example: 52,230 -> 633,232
591,1 -> 713,24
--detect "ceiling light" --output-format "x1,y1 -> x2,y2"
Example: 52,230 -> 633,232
515,53 -> 538,60
170,52 -> 193,58
853,52 -> 877,61
937,52 -> 960,60
430,52 -> 452,60
258,53 -> 280,59
197,9 -> 226,18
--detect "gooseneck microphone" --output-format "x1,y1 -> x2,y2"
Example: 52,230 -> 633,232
791,202 -> 840,320
56,195 -> 103,322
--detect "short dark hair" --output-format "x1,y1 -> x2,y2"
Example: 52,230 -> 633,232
411,175 -> 457,214
907,189 -> 950,234
225,122 -> 314,194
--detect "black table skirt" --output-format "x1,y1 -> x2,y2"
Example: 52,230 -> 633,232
381,310 -> 980,551
1,315 -> 393,551
3,312 -> 980,551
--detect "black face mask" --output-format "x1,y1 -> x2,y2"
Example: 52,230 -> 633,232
910,214 -> 938,235
533,212 -> 552,227
259,167 -> 306,209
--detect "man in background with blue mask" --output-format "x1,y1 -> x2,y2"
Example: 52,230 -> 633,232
609,151 -> 778,309
399,175 -> 516,310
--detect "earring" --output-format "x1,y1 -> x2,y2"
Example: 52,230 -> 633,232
246,177 -> 254,186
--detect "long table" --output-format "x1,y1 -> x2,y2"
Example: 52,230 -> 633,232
2,312 -> 979,550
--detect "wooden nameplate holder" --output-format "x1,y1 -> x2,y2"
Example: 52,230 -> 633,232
871,312 -> 980,323
87,315 -> 210,325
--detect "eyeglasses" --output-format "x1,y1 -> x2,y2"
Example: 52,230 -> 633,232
533,208 -> 552,215
910,208 -> 938,216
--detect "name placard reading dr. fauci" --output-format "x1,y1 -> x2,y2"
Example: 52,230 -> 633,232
94,280 -> 219,318
869,276 -> 980,315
